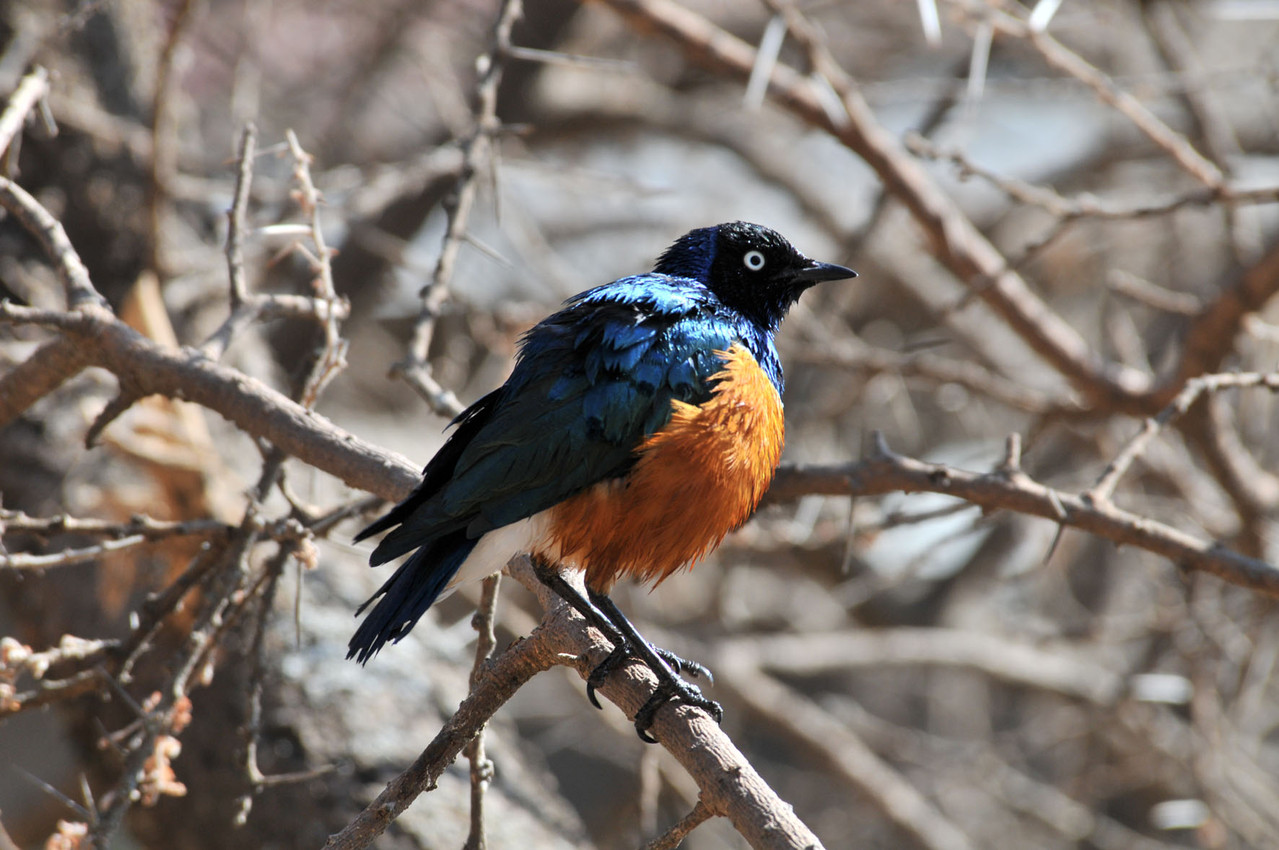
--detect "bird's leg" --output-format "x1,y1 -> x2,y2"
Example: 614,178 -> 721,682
530,557 -> 632,709
531,558 -> 722,741
587,588 -> 723,743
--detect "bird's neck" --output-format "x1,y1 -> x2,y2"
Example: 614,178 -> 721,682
737,328 -> 784,395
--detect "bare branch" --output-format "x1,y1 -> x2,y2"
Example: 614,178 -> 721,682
284,129 -> 350,408
768,432 -> 1279,597
321,599 -> 559,850
225,122 -> 257,311
0,300 -> 417,498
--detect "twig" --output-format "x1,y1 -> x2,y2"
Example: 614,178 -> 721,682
284,129 -> 349,409
0,177 -> 104,309
233,546 -> 335,823
1169,238 -> 1279,399
1,635 -> 115,684
322,600 -> 559,850
1,534 -> 150,570
225,122 -> 256,311
1106,270 -> 1202,316
202,130 -> 354,362
391,0 -> 522,418
0,510 -> 298,548
328,556 -> 830,850
904,133 -> 1279,220
462,574 -> 501,850
1141,0 -> 1257,263
1087,374 -> 1278,503
0,335 -> 93,426
0,299 -> 416,499
0,66 -> 50,158
640,798 -> 714,850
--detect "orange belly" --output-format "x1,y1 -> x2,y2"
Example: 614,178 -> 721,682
541,343 -> 785,592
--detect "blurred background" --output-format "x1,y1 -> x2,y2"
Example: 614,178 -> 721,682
3,0 -> 1279,847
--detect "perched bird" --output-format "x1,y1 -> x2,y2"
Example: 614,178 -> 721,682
352,221 -> 855,738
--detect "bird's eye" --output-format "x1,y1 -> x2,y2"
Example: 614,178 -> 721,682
743,250 -> 766,271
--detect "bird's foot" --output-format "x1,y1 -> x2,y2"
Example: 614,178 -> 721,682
584,642 -> 711,706
583,638 -> 721,741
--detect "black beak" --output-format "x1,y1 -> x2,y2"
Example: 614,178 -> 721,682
795,259 -> 858,283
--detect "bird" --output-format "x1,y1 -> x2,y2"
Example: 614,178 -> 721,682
351,221 -> 856,740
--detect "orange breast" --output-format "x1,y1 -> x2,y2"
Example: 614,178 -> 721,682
542,343 -> 785,592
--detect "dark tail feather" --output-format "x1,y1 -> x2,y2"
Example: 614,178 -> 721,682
347,532 -> 479,663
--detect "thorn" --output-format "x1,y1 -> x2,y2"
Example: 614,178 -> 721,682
744,15 -> 787,110
1029,0 -> 1066,31
965,22 -> 993,105
916,0 -> 942,44
1043,523 -> 1067,568
1000,432 -> 1023,474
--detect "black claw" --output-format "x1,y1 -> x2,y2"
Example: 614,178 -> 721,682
655,647 -> 714,684
586,644 -> 630,710
586,681 -> 603,710
631,679 -> 724,742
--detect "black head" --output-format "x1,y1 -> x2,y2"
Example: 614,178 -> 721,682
654,221 -> 856,330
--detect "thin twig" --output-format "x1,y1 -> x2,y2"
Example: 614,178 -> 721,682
225,122 -> 257,311
0,66 -> 50,159
905,133 -> 1279,220
391,0 -> 523,418
0,177 -> 104,309
284,129 -> 349,409
322,603 -> 559,850
640,799 -> 714,850
463,574 -> 501,850
768,431 -> 1279,597
1090,372 -> 1279,503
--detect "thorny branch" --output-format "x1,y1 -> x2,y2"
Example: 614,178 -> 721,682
391,0 -> 525,418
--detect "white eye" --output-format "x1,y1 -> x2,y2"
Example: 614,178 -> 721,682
743,250 -> 766,271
